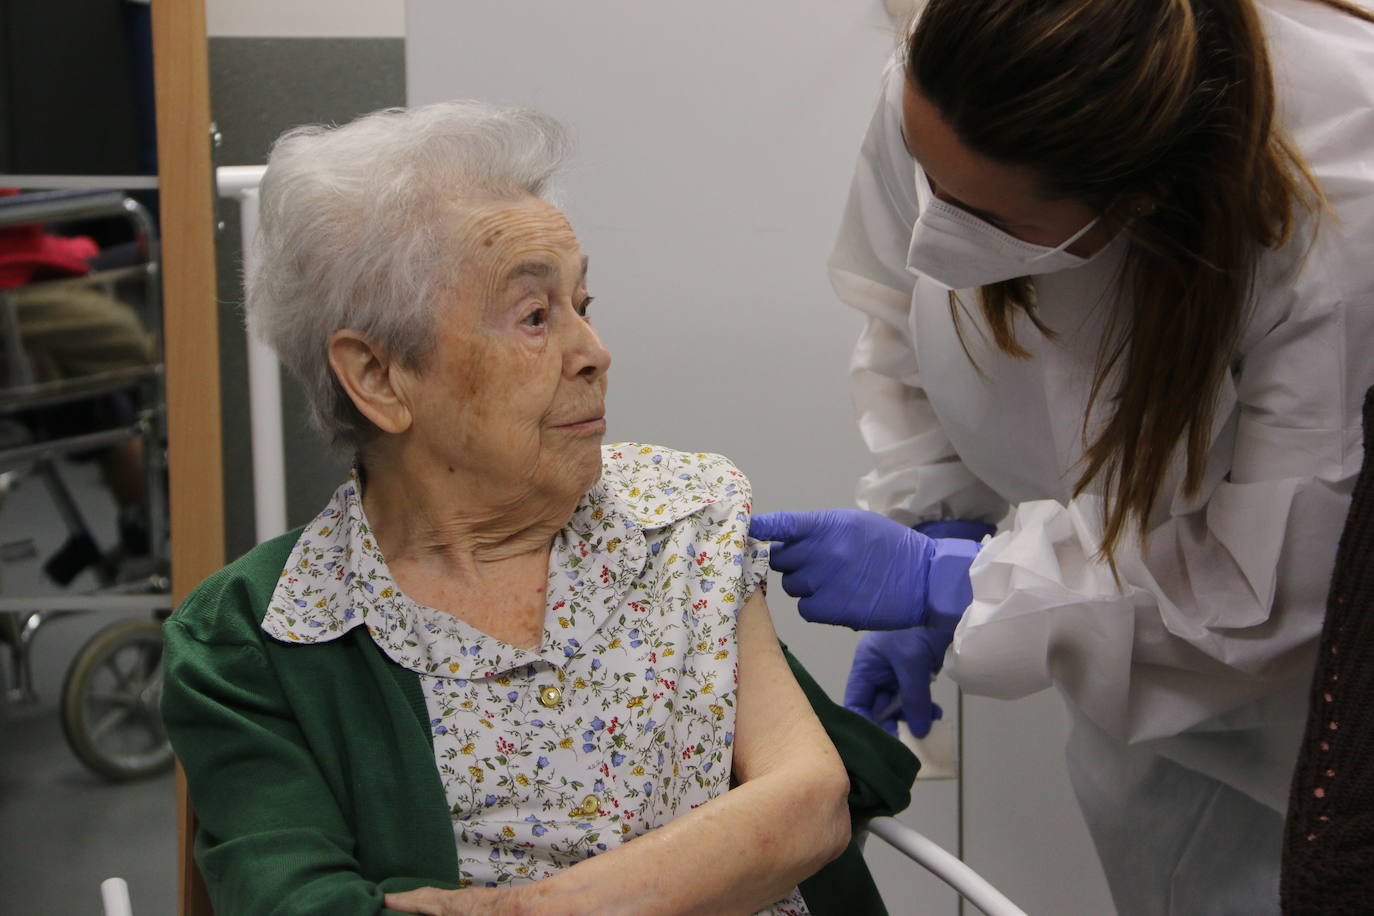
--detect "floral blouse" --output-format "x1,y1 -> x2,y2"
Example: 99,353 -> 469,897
259,443 -> 809,915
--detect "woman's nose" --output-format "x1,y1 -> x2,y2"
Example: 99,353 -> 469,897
570,315 -> 611,380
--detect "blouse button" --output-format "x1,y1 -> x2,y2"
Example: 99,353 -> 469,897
576,794 -> 600,817
538,686 -> 563,709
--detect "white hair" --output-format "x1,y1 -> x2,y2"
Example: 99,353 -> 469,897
245,100 -> 573,448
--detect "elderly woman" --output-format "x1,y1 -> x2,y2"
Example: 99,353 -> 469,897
161,102 -> 875,915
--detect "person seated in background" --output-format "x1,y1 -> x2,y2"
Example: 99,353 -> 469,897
0,194 -> 154,582
161,101 -> 852,915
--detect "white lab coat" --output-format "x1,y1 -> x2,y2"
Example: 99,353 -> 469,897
829,1 -> 1374,912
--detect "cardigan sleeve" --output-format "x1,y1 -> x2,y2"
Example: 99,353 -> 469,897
162,616 -> 391,915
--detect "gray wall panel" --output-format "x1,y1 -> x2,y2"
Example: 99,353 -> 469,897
209,37 -> 403,559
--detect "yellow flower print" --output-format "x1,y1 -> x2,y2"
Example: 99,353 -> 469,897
607,538 -> 621,553
495,676 -> 511,687
714,650 -> 730,660
479,719 -> 494,729
625,696 -> 644,708
515,774 -> 530,787
697,641 -> 709,651
460,700 -> 475,709
608,638 -> 622,649
468,766 -> 484,782
621,823 -> 633,835
639,446 -> 653,454
449,663 -> 460,674
287,631 -> 300,641
632,765 -> 646,776
629,487 -> 641,498
318,526 -> 331,536
502,826 -> 515,838
701,682 -> 714,694
314,598 -> 327,609
460,743 -> 475,755
591,508 -> 604,521
709,704 -> 725,720
724,593 -> 736,603
559,737 -> 574,749
559,616 -> 571,628
662,647 -> 675,658
379,586 -> 394,598
573,677 -> 588,689
655,504 -> 667,516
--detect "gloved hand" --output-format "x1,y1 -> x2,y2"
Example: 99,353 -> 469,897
749,508 -> 983,631
844,628 -> 953,738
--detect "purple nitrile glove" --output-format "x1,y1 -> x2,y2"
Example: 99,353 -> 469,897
844,628 -> 953,738
749,508 -> 982,631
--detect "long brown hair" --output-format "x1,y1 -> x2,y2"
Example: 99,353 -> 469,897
908,0 -> 1373,568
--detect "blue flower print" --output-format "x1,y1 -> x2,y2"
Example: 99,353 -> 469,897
643,782 -> 653,796
591,658 -> 602,670
531,824 -> 547,837
294,599 -> 307,607
611,751 -> 626,766
536,756 -> 549,768
508,691 -> 519,703
700,580 -> 715,593
644,668 -> 656,682
590,716 -> 604,731
484,795 -> 497,806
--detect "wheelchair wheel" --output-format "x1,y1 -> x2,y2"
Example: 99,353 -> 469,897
60,617 -> 173,781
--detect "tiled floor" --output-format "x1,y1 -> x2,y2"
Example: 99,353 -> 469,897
1,462 -> 176,915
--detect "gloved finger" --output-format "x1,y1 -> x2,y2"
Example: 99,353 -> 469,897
779,570 -> 818,600
796,593 -> 860,628
748,511 -> 812,544
843,652 -> 887,715
867,689 -> 897,723
896,669 -> 937,739
765,537 -> 814,574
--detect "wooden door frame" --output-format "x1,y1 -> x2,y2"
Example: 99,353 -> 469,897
150,0 -> 223,912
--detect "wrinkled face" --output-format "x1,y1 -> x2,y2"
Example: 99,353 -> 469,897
405,196 -> 610,504
901,80 -> 1112,256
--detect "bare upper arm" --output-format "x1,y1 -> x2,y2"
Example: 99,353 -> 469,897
730,589 -> 846,785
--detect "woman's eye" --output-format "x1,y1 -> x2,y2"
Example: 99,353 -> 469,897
577,296 -> 595,318
521,307 -> 548,328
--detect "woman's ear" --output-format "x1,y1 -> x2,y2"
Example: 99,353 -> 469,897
327,330 -> 413,435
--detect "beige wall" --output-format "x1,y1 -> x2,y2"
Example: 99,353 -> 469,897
206,0 -> 403,37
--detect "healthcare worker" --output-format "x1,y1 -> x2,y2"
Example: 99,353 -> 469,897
751,0 -> 1374,912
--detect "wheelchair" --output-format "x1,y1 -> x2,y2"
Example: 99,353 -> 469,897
0,189 -> 173,781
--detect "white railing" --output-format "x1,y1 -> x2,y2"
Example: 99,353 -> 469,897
216,165 -> 285,544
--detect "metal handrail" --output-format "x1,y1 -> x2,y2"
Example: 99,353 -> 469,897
0,190 -> 131,229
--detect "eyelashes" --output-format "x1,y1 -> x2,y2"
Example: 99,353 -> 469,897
521,296 -> 594,328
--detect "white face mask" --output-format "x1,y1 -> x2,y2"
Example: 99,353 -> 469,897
906,165 -> 1100,291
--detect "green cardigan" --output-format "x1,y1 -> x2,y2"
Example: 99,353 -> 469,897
162,528 -> 918,915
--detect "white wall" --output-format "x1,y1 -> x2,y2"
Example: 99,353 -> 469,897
206,0 -> 403,38
406,3 -> 1114,914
